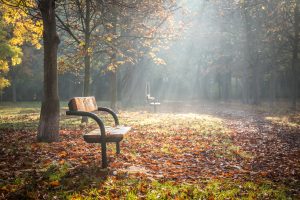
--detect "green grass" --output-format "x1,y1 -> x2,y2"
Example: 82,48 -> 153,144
0,101 -> 115,130
64,177 -> 288,200
45,162 -> 72,182
0,102 -> 40,130
265,114 -> 300,128
0,102 -> 296,199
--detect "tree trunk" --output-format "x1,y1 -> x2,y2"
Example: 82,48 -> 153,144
8,62 -> 17,102
242,2 -> 257,105
82,0 -> 91,123
82,52 -> 90,124
252,64 -> 260,105
83,0 -> 91,97
291,1 -> 299,109
224,70 -> 231,101
11,80 -> 16,102
269,70 -> 276,108
195,64 -> 201,100
121,63 -> 145,106
218,79 -> 221,100
37,0 -> 60,142
241,78 -> 249,104
110,0 -> 118,110
120,65 -> 132,107
202,76 -> 209,100
235,77 -> 238,99
110,71 -> 117,110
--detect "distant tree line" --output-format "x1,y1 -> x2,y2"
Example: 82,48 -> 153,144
185,0 -> 300,108
0,0 -> 299,141
0,0 -> 184,141
1,0 -> 299,108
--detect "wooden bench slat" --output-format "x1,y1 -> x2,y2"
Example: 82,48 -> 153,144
66,96 -> 130,168
150,102 -> 161,105
68,96 -> 98,112
83,126 -> 131,143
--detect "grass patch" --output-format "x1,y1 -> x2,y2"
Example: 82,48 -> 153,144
265,114 -> 300,128
0,102 -> 298,199
0,101 -> 115,131
65,178 -> 288,200
45,162 -> 71,182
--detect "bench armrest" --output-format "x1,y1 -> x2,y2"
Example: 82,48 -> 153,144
98,107 -> 119,126
66,110 -> 106,137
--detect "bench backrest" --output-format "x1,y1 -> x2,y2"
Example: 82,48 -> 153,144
68,96 -> 98,112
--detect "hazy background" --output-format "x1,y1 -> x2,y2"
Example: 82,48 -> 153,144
1,0 -> 299,110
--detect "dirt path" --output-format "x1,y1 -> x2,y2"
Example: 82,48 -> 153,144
204,105 -> 300,196
159,102 -> 300,194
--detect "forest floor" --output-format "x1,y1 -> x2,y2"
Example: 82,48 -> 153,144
0,102 -> 299,199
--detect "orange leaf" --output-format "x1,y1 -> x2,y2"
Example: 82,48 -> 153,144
81,160 -> 88,164
49,180 -> 60,187
58,151 -> 67,158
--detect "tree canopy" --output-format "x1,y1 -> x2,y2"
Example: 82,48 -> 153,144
0,0 -> 42,90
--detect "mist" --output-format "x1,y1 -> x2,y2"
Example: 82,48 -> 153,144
1,0 -> 299,112
1,0 -> 300,198
115,0 -> 300,111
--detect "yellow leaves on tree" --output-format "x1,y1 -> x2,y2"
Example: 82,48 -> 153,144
0,0 -> 43,90
148,51 -> 167,66
107,61 -> 124,72
0,77 -> 10,89
0,24 -> 22,89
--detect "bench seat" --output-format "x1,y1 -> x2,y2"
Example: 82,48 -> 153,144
66,96 -> 131,168
84,126 -> 131,143
149,102 -> 161,105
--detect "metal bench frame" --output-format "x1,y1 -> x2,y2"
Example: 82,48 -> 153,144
66,97 -> 128,168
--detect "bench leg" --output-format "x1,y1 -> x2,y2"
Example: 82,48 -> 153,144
116,142 -> 120,154
101,142 -> 108,168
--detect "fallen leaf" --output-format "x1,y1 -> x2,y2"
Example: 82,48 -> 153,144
49,180 -> 60,187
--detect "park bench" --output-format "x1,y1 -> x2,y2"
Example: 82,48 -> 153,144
66,96 -> 131,168
145,82 -> 160,112
146,94 -> 160,112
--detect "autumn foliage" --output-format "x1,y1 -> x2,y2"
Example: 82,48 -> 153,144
0,103 -> 299,199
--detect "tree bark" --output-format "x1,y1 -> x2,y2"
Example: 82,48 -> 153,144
269,70 -> 276,108
242,1 -> 259,105
110,0 -> 118,110
291,1 -> 299,109
224,70 -> 231,102
216,73 -> 221,100
83,0 -> 91,98
110,71 -> 117,110
195,64 -> 201,100
10,67 -> 17,102
37,0 -> 60,142
252,64 -> 260,105
7,62 -> 17,102
82,0 -> 91,123
11,79 -> 16,102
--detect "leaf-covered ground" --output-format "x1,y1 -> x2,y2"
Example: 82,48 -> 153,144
0,102 -> 299,199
